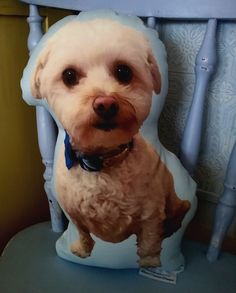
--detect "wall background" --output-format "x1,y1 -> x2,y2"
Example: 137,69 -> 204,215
158,21 -> 236,248
0,0 -> 70,253
0,1 -> 235,253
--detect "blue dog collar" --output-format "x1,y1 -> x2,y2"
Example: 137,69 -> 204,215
64,131 -> 133,172
64,131 -> 77,169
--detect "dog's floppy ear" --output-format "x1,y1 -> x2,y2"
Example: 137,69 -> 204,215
31,48 -> 50,99
147,50 -> 161,94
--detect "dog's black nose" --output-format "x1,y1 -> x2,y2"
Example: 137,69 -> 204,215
93,96 -> 119,119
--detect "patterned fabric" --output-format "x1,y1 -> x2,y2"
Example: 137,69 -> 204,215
158,21 -> 236,197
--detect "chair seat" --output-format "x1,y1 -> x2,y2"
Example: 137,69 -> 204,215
0,222 -> 236,293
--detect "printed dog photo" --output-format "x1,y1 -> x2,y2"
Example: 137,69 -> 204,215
30,18 -> 191,267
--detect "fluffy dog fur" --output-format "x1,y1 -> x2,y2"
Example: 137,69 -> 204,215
31,19 -> 190,267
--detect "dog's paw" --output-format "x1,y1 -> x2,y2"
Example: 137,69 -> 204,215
139,255 -> 161,268
70,239 -> 94,258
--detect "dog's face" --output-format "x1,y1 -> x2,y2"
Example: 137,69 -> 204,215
31,19 -> 161,152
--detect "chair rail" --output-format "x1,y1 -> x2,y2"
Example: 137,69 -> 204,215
20,0 -> 236,19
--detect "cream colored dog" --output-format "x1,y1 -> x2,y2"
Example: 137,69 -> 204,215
31,19 -> 190,267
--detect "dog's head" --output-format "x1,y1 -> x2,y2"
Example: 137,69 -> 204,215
31,19 -> 161,152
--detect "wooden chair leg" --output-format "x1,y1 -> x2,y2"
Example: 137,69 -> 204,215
207,141 -> 236,261
27,4 -> 65,232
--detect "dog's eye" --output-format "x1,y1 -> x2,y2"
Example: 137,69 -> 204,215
114,64 -> 133,84
62,68 -> 78,87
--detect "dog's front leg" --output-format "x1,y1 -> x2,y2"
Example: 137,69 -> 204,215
70,225 -> 95,258
137,220 -> 164,267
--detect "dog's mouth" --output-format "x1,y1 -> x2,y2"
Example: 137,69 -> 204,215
93,121 -> 117,131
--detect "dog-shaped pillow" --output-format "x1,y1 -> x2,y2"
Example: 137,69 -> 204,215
21,10 -> 197,271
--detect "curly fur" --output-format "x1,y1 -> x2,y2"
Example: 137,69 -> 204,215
31,18 -> 190,267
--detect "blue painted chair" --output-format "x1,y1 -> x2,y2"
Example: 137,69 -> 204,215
0,1 -> 236,292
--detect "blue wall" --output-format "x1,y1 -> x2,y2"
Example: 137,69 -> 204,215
159,21 -> 236,198
158,21 -> 236,238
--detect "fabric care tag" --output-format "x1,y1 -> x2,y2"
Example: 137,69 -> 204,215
139,265 -> 184,284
